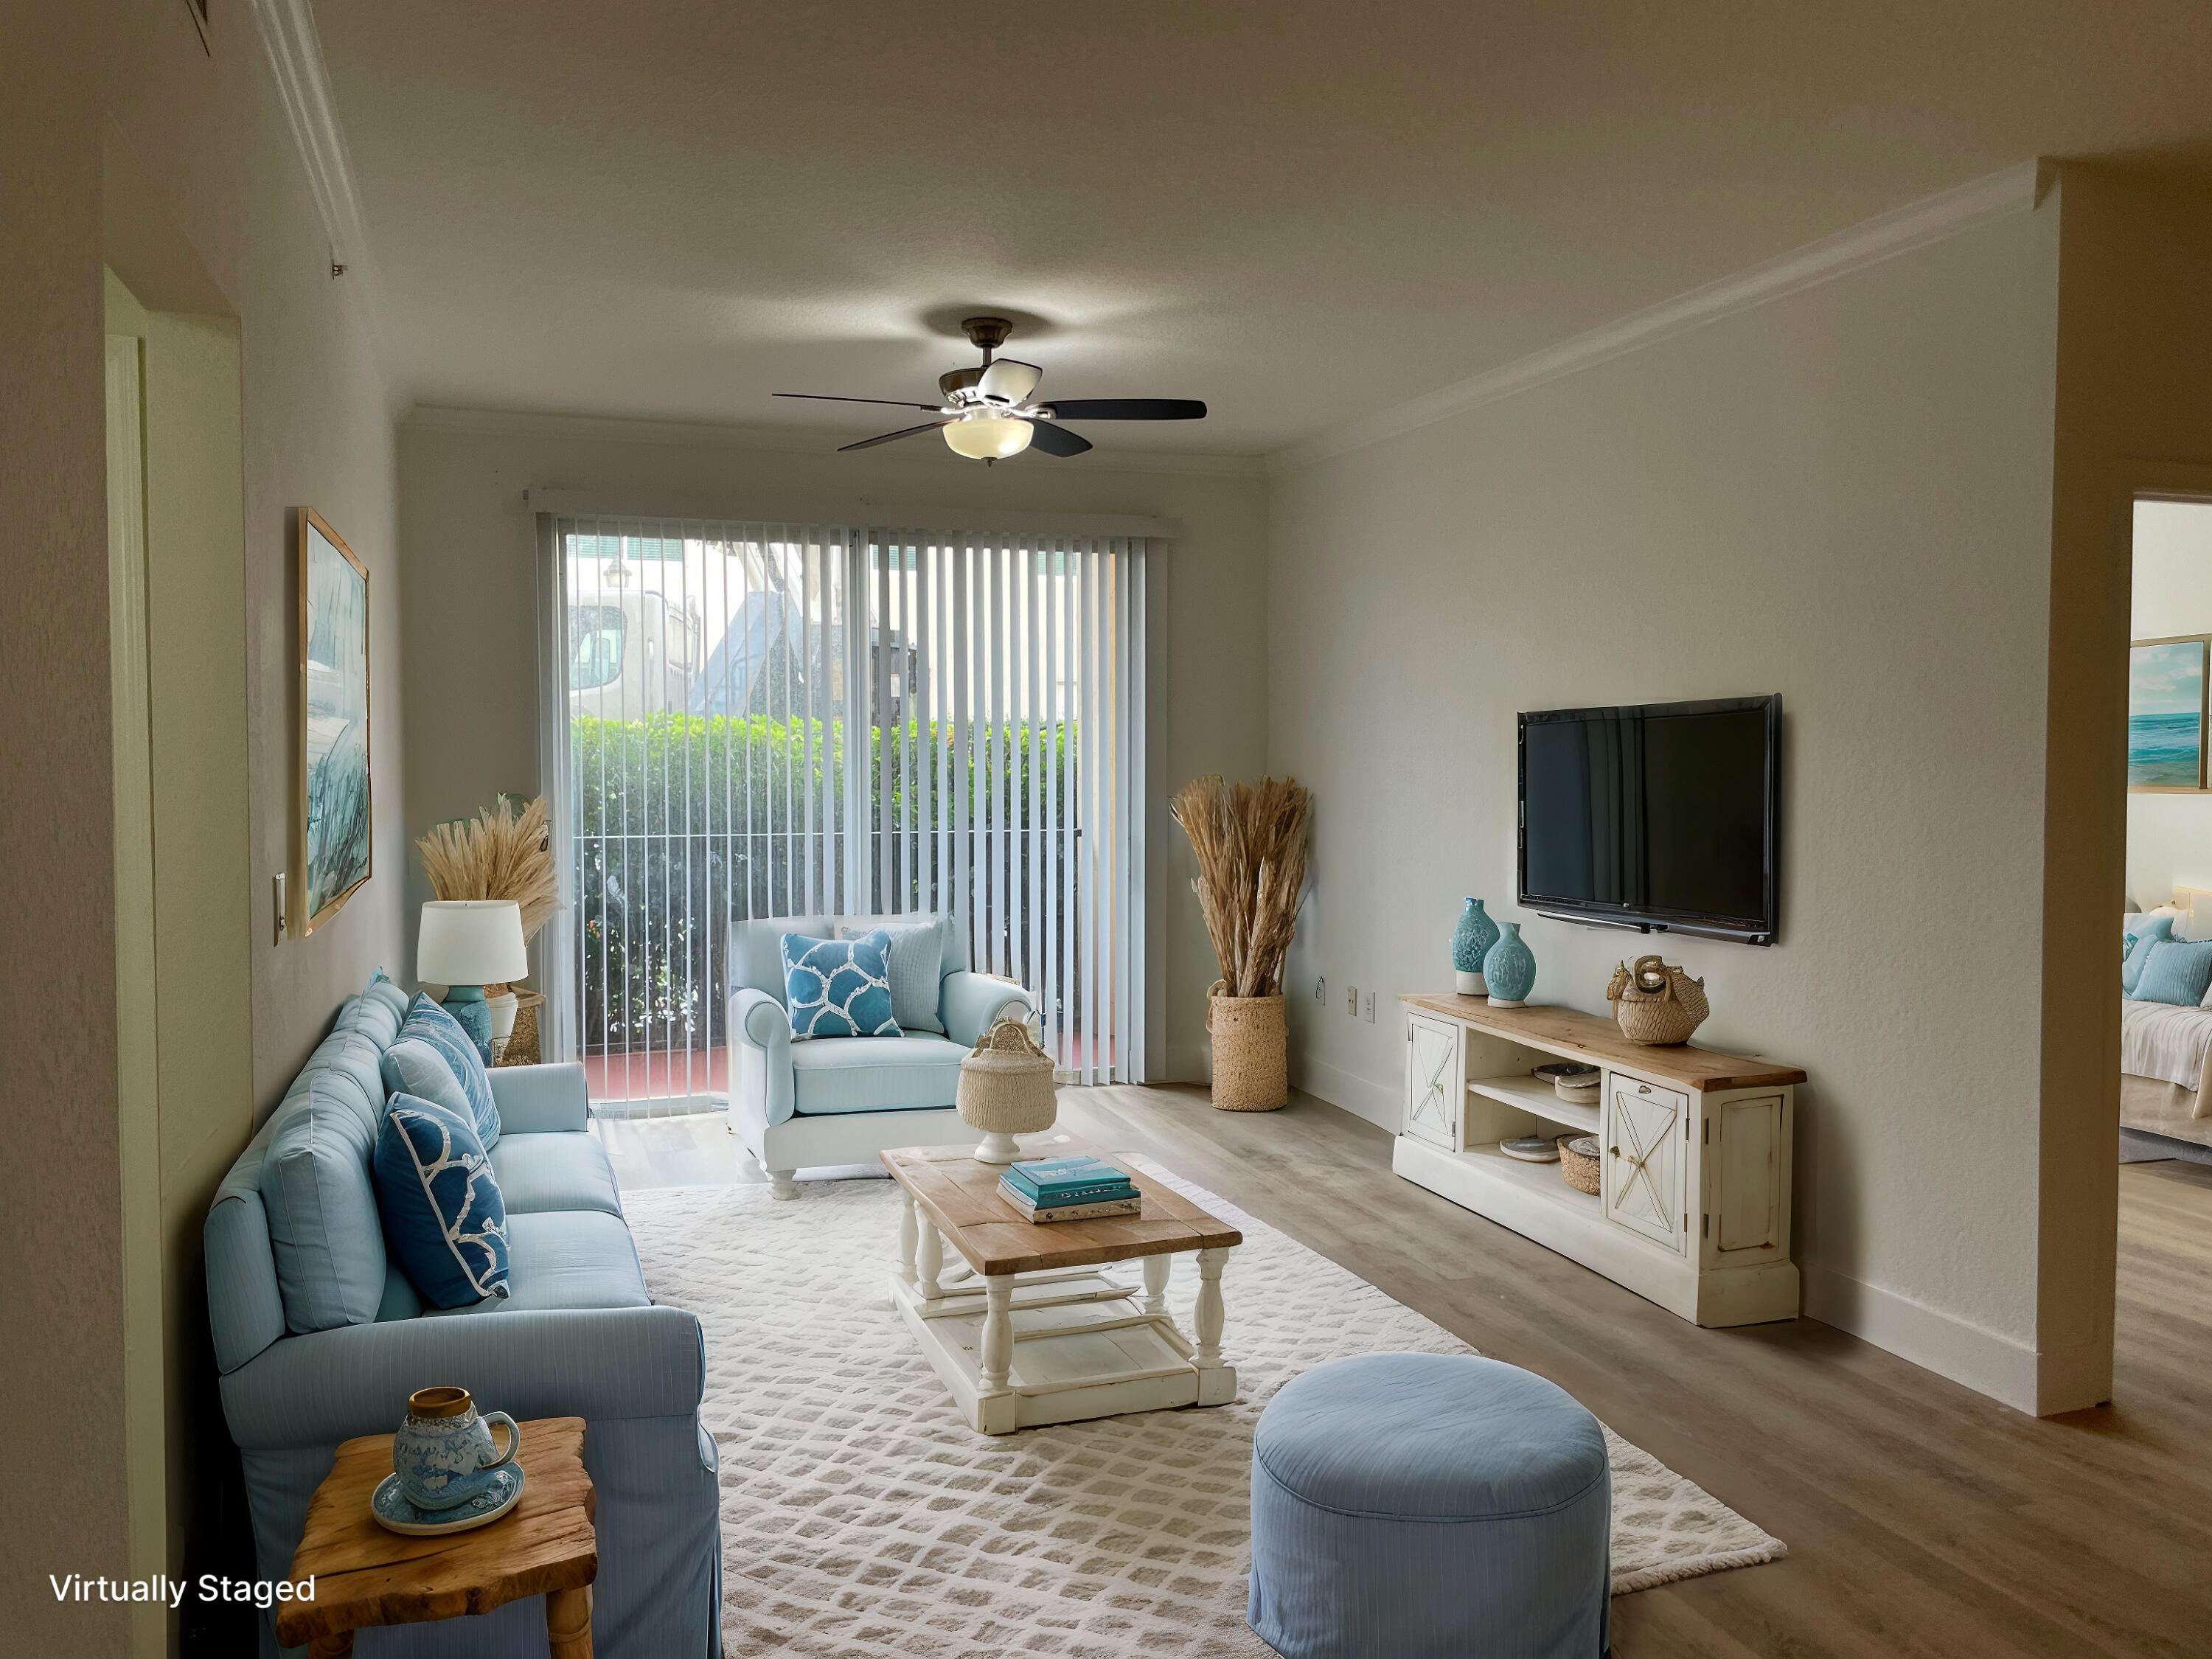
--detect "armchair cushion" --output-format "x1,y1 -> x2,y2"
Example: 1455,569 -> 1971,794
782,931 -> 900,1039
837,917 -> 948,1032
789,1034 -> 970,1115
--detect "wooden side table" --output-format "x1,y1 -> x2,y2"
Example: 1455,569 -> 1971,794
274,1415 -> 597,1658
881,1139 -> 1243,1434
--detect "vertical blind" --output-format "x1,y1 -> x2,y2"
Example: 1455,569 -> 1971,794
535,512 -> 1147,1107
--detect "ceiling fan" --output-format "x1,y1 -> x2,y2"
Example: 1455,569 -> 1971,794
774,316 -> 1206,462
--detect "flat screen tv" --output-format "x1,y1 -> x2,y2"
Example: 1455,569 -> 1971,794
1518,695 -> 1780,944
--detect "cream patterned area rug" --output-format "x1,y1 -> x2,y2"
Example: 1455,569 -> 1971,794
625,1158 -> 1785,1658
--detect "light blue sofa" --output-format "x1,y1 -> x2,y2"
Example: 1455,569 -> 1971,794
726,913 -> 1034,1196
205,980 -> 719,1658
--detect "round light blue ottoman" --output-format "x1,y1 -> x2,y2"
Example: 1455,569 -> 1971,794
1247,1353 -> 1610,1659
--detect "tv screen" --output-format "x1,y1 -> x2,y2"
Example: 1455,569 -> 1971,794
1518,695 -> 1779,941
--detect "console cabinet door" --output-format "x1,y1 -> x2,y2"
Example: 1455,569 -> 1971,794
1710,1093 -> 1785,1256
1404,1015 -> 1461,1148
1605,1077 -> 1687,1252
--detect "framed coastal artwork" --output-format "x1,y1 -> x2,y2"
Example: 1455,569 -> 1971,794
298,509 -> 372,933
2129,636 -> 2210,793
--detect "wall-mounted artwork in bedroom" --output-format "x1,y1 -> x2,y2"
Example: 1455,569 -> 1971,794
2129,636 -> 2209,791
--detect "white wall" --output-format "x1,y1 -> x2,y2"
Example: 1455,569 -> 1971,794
397,412 -> 1268,1080
2127,498 -> 2212,908
1268,202 -> 2065,1408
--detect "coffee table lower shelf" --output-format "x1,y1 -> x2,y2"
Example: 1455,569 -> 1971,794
889,1264 -> 1237,1436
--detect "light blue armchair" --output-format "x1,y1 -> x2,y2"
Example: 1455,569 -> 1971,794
726,913 -> 1035,1196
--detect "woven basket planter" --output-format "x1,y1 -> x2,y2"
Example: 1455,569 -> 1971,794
1206,981 -> 1288,1112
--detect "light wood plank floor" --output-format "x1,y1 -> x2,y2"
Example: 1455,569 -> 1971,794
597,1091 -> 2212,1657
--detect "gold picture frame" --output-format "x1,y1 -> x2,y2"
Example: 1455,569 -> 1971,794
297,508 -> 372,933
2129,633 -> 2211,793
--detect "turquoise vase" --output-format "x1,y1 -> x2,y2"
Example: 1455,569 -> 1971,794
1482,922 -> 1536,1006
1450,898 -> 1500,996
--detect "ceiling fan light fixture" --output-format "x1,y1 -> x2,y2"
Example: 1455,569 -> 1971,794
944,413 -> 1032,461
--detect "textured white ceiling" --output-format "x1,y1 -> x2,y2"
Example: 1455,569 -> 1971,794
319,1 -> 2212,457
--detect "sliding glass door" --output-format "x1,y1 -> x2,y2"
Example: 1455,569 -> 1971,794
537,513 -> 1146,1110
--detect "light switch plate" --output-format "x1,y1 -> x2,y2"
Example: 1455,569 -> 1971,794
1346,984 -> 1359,1015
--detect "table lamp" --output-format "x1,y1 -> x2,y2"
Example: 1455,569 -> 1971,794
418,900 -> 529,1062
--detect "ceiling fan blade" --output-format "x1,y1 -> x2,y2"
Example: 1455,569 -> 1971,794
977,358 -> 1043,405
776,392 -> 947,411
1024,420 -> 1093,457
838,420 -> 953,452
1037,398 -> 1206,421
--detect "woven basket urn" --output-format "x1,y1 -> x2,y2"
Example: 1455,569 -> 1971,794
1606,955 -> 1711,1046
1206,980 -> 1289,1112
958,1018 -> 1059,1164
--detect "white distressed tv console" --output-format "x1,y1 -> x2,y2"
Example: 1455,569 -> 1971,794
1396,994 -> 1805,1327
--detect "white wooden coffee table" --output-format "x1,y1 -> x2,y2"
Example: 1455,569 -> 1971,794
880,1141 -> 1242,1435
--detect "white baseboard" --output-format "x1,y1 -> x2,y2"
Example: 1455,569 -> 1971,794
1802,1263 -> 2042,1414
1289,1054 -> 1402,1134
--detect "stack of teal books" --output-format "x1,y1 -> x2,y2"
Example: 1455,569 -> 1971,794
998,1155 -> 1142,1224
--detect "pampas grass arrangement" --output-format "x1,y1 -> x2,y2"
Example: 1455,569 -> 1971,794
1172,774 -> 1312,998
415,795 -> 560,946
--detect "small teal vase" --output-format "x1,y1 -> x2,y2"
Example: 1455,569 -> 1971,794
1482,922 -> 1537,1006
1450,898 -> 1500,995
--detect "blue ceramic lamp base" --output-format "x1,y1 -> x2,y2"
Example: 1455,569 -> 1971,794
440,984 -> 493,1064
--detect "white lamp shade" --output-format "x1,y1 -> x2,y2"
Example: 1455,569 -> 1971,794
943,414 -> 1034,460
418,900 -> 529,987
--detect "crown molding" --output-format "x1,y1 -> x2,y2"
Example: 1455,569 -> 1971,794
245,0 -> 406,413
525,489 -> 1182,540
405,404 -> 1268,479
1270,159 -> 2053,473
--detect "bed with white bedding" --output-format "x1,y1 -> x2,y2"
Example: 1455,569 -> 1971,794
2121,998 -> 2212,1149
2122,889 -> 2212,1150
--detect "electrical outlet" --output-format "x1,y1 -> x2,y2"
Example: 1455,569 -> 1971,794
1363,990 -> 1377,1023
1346,984 -> 1359,1015
1315,975 -> 1326,1002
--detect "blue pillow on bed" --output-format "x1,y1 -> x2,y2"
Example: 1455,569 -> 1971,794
2132,939 -> 2212,1007
2123,917 -> 2177,995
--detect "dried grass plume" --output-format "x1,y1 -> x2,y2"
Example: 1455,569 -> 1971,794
1172,775 -> 1311,998
416,795 -> 560,947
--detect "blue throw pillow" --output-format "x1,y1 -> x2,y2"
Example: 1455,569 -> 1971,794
2123,917 -> 2177,995
374,1094 -> 510,1308
782,931 -> 900,1039
2132,939 -> 2212,1006
399,994 -> 500,1149
380,1035 -> 473,1124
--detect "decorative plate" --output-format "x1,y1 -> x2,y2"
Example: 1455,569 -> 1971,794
1532,1062 -> 1599,1082
1500,1136 -> 1562,1162
371,1464 -> 525,1536
1566,1135 -> 1602,1161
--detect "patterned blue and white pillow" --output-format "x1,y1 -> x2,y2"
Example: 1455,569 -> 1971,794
782,931 -> 900,1040
398,994 -> 500,1149
373,1093 -> 510,1307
